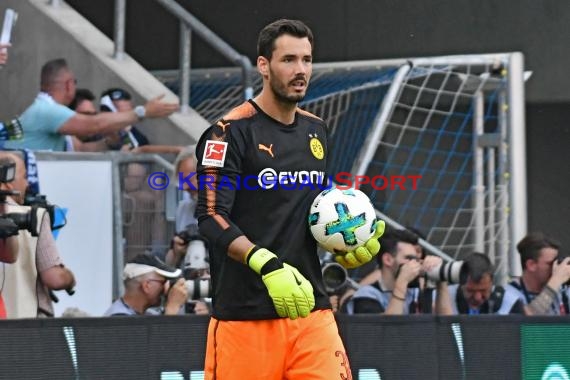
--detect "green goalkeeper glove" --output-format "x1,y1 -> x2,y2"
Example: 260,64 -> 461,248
247,246 -> 315,319
335,220 -> 386,269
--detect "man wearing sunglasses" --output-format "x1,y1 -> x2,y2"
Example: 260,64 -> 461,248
5,58 -> 179,152
104,254 -> 187,316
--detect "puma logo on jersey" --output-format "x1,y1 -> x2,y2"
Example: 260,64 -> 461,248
258,143 -> 275,158
216,121 -> 230,132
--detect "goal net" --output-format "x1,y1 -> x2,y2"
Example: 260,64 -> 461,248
166,53 -> 526,282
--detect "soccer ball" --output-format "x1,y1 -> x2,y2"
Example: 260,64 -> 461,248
308,188 -> 377,254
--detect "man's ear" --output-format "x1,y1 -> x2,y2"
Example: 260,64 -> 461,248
525,258 -> 537,272
257,56 -> 269,78
382,252 -> 393,269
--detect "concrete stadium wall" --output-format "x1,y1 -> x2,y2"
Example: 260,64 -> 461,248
0,0 -> 209,145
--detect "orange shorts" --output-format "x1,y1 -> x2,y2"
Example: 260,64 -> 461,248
204,309 -> 352,380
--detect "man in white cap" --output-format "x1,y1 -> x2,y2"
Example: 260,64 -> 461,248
104,254 -> 188,316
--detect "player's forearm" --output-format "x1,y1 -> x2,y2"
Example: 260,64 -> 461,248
228,235 -> 256,263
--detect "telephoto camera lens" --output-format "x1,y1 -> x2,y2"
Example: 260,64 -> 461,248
425,260 -> 468,284
322,262 -> 348,294
184,278 -> 212,300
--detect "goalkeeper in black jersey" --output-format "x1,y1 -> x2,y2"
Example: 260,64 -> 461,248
196,19 -> 384,380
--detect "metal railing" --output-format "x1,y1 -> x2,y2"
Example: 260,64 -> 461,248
35,151 -> 176,299
109,0 -> 254,112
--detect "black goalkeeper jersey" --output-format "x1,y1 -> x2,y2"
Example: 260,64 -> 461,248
195,99 -> 332,320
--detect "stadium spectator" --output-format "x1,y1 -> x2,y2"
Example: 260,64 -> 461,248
0,150 -> 76,318
191,299 -> 211,315
160,146 -> 211,313
99,87 -> 183,154
163,145 -> 198,268
122,162 -> 167,262
65,88 -> 111,152
195,19 -> 384,379
505,232 -> 570,315
4,58 -> 178,151
0,43 -> 9,65
448,252 -> 525,315
344,229 -> 452,315
104,254 -> 187,316
69,88 -> 98,116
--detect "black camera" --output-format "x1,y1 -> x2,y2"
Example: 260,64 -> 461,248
177,224 -> 202,244
24,192 -> 64,231
0,159 -> 42,237
3,206 -> 42,237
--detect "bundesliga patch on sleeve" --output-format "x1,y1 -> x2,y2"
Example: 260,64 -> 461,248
202,140 -> 228,167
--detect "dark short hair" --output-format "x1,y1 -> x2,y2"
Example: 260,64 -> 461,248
517,232 -> 560,270
69,88 -> 95,110
377,229 -> 418,268
257,19 -> 313,60
463,252 -> 493,283
101,88 -> 132,102
40,58 -> 69,90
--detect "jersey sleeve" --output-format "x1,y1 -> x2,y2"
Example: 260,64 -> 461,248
195,119 -> 248,257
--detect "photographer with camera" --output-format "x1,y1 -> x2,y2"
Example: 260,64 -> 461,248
162,145 -> 198,268
504,232 -> 570,316
157,146 -> 211,315
105,254 -> 188,316
0,157 -> 20,319
447,252 -> 525,315
0,150 -> 75,318
171,225 -> 212,315
345,230 -> 452,315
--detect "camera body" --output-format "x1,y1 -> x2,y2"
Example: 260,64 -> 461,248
0,159 -> 43,237
24,193 -> 58,230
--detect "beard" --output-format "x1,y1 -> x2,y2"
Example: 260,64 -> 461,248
268,71 -> 307,104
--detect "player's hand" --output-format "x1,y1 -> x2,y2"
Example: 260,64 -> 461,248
335,220 -> 385,269
247,247 -> 315,319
